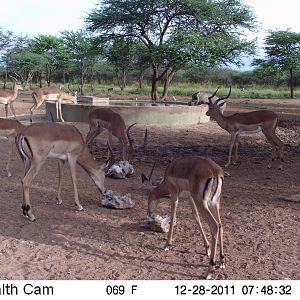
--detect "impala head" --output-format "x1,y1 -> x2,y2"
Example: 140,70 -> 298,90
9,73 -> 23,90
67,82 -> 78,104
14,81 -> 23,91
206,86 -> 231,117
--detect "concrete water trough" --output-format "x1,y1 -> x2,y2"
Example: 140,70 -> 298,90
45,97 -> 210,125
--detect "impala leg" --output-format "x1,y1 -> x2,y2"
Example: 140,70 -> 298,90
67,154 -> 83,211
56,160 -> 64,205
107,132 -> 115,161
55,101 -> 59,121
269,132 -> 284,170
210,201 -> 225,269
232,135 -> 240,165
21,158 -> 46,222
263,130 -> 284,170
189,196 -> 210,256
225,133 -> 236,168
8,102 -> 17,119
6,136 -> 14,177
57,98 -> 64,122
29,102 -> 43,122
199,202 -> 219,279
4,104 -> 8,118
164,193 -> 179,251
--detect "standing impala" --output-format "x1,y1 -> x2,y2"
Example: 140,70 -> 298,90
206,87 -> 284,169
142,156 -> 225,280
85,108 -> 139,161
0,81 -> 23,119
0,118 -> 26,177
15,122 -> 109,222
30,86 -> 77,122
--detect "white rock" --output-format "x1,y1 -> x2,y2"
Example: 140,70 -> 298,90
106,161 -> 135,179
101,189 -> 134,209
140,215 -> 170,233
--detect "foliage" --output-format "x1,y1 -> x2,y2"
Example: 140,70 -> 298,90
9,51 -> 47,84
28,35 -> 66,85
85,0 -> 257,100
253,30 -> 300,98
60,30 -> 100,94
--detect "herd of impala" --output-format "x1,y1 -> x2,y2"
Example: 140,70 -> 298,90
0,78 -> 284,279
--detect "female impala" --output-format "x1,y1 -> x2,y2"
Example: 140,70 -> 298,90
85,108 -> 137,161
30,86 -> 77,122
142,156 -> 225,280
16,122 -> 109,221
0,81 -> 23,118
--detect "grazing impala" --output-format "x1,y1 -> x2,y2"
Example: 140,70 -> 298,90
85,108 -> 145,161
0,118 -> 25,177
142,156 -> 225,280
15,122 -> 110,222
206,87 -> 284,169
0,81 -> 23,118
30,86 -> 77,122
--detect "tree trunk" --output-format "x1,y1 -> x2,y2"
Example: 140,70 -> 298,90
46,63 -> 51,87
161,69 -> 176,101
118,67 -> 127,91
38,72 -> 42,88
138,70 -> 144,89
80,60 -> 84,95
290,67 -> 294,99
151,64 -> 159,101
3,68 -> 7,88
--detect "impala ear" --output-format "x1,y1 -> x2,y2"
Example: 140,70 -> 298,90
218,101 -> 226,108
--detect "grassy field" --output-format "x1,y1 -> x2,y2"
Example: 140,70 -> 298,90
86,82 -> 300,100
3,80 -> 300,100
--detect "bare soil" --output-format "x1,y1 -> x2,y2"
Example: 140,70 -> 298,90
0,94 -> 299,280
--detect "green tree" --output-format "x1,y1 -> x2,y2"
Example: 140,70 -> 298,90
61,30 -> 98,95
8,51 -> 47,86
28,35 -> 65,87
86,0 -> 257,100
1,28 -> 29,87
106,38 -> 136,90
253,30 -> 300,98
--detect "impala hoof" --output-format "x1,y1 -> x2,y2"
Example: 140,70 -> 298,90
75,204 -> 83,211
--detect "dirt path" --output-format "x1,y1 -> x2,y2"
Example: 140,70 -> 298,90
0,94 -> 299,280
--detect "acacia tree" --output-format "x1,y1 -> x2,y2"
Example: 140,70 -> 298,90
254,30 -> 300,98
106,38 -> 136,90
86,0 -> 257,100
8,51 -> 47,86
0,28 -> 29,87
61,30 -> 97,95
28,35 -> 65,87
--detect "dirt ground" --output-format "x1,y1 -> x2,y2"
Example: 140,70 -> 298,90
0,93 -> 299,280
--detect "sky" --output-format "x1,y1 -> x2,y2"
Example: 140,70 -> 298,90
1,0 -> 299,69
0,0 -> 99,36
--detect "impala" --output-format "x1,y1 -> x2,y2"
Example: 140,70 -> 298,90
206,87 -> 284,169
30,86 -> 77,122
142,156 -> 225,280
15,122 -> 110,222
0,118 -> 25,177
85,108 -> 147,161
0,81 -> 23,118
